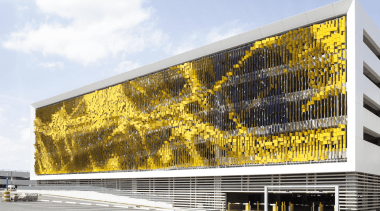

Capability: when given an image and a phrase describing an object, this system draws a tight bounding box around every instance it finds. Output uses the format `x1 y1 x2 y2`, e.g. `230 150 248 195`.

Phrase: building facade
0 170 35 188
30 0 380 210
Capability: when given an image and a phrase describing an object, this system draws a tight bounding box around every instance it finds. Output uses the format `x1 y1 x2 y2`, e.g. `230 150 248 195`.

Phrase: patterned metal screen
34 17 347 175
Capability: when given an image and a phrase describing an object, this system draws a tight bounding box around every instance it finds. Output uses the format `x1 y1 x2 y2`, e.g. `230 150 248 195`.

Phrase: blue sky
0 0 378 171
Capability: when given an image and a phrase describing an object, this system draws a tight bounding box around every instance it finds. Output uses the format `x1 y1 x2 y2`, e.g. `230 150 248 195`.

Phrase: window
363 30 380 59
363 64 380 89
363 96 380 118
363 130 380 146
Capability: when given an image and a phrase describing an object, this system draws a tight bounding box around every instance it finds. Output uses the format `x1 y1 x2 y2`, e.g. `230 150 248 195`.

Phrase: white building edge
30 0 380 210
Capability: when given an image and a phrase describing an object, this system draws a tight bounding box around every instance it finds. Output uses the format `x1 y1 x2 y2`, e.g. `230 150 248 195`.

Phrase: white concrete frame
264 186 339 211
30 0 359 181
352 0 380 176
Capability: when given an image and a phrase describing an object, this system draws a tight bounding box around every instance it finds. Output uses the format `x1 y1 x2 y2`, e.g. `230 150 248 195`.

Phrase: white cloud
20 128 30 143
168 34 199 55
0 156 19 162
0 155 30 171
171 42 197 55
0 94 32 103
38 61 64 69
0 127 30 171
3 0 166 65
20 117 28 122
206 21 245 43
166 22 247 56
0 136 27 153
0 107 6 124
115 60 141 73
17 6 29 11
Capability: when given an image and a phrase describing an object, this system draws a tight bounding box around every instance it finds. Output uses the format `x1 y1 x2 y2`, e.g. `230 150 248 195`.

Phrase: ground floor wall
35 172 380 210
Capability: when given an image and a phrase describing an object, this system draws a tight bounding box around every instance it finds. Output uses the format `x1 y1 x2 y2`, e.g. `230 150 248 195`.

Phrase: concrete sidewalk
8 190 181 211
1 190 215 211
1 196 152 211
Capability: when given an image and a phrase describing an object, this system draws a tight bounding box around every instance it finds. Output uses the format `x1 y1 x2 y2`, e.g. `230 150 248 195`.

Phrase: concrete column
264 186 268 211
335 186 339 211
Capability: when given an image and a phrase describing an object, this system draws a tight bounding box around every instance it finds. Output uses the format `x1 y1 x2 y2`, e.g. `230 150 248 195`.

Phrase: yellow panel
34 17 347 175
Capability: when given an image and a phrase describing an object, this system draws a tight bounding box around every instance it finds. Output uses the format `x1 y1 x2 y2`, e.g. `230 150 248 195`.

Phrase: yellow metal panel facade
34 17 347 175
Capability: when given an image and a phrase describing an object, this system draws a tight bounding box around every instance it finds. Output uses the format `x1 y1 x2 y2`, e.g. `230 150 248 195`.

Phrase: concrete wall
352 0 380 175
